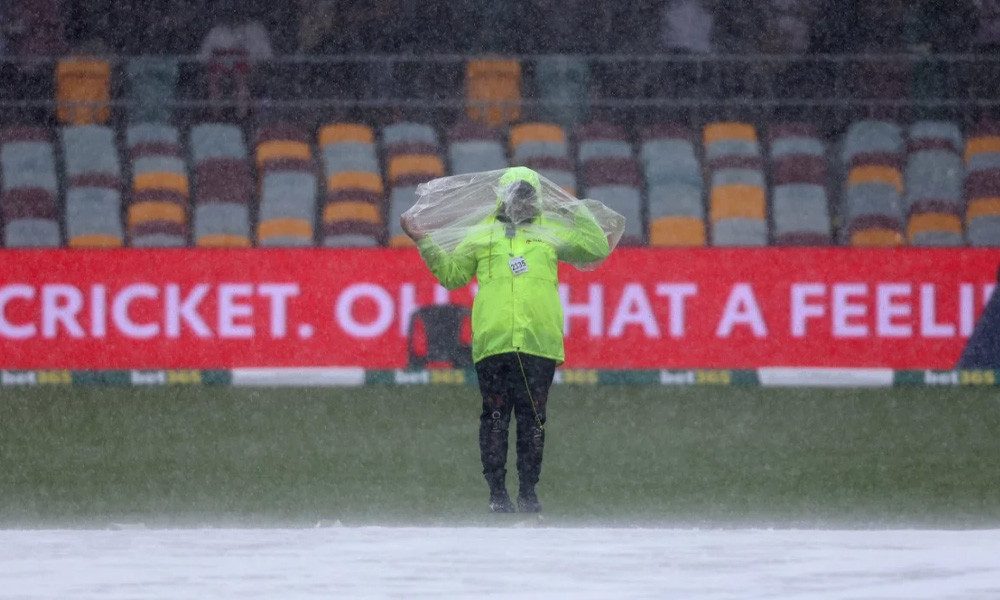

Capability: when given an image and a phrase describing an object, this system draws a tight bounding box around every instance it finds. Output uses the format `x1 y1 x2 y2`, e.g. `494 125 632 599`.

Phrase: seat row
3 118 1000 248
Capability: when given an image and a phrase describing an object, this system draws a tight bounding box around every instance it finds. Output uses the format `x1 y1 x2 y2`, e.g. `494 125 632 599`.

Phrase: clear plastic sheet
401 167 626 271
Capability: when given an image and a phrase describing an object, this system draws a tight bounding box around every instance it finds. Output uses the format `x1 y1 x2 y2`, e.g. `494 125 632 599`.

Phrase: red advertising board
0 248 997 369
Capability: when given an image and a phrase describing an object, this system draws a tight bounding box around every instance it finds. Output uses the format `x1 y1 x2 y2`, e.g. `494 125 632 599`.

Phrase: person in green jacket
401 166 610 513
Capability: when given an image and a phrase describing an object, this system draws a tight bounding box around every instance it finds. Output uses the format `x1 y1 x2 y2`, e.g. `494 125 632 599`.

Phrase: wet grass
1 385 998 528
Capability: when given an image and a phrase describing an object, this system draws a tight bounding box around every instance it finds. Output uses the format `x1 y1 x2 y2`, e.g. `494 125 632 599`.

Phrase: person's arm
416 234 477 290
555 204 611 264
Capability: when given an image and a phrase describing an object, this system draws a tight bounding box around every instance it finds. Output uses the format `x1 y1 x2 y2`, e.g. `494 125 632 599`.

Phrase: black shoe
517 489 541 513
489 490 515 513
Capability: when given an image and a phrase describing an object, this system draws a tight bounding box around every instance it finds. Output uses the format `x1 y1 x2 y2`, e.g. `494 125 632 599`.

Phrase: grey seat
260 172 318 223
65 187 123 240
190 123 247 163
536 168 576 194
642 140 702 189
322 143 380 174
904 150 963 213
844 183 904 224
323 232 379 247
388 186 419 240
382 122 438 148
648 182 703 220
1 141 57 193
711 218 768 246
909 120 962 151
966 153 1000 173
62 125 120 178
513 141 569 163
194 203 250 240
711 168 765 188
133 155 186 175
132 233 186 247
589 185 641 241
449 140 507 174
579 140 632 163
127 123 180 147
705 139 760 162
911 229 964 247
842 120 903 163
771 136 825 158
967 215 1000 246
772 184 830 238
4 218 61 247
535 56 589 128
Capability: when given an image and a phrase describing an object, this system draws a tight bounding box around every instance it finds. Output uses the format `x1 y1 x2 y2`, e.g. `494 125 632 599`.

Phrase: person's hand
400 213 425 241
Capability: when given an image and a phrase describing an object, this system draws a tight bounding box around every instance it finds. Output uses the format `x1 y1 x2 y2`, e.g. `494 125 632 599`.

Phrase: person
401 167 612 513
198 5 274 120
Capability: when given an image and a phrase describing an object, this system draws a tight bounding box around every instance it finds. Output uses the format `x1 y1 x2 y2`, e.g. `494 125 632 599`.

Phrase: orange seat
709 185 766 222
964 136 1000 164
327 171 384 195
649 216 706 246
258 217 313 241
389 234 416 248
466 59 522 127
56 59 111 125
196 233 251 247
319 123 375 146
256 140 311 166
323 201 382 225
68 233 122 248
128 201 186 227
850 228 903 246
847 165 903 193
908 213 962 241
509 123 565 150
388 154 445 184
704 122 757 145
134 172 189 196
966 197 1000 223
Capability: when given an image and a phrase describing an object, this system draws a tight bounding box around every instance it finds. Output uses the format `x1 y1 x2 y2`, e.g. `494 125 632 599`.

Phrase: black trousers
475 352 556 494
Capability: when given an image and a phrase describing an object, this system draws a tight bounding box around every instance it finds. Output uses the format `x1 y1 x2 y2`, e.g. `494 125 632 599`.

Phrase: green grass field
1 385 998 528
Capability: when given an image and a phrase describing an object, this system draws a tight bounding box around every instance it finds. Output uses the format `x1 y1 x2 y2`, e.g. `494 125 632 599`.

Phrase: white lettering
91 285 107 337
790 283 826 337
337 283 394 338
876 283 911 338
42 284 85 339
960 283 975 337
258 283 299 338
608 284 659 338
716 283 767 337
165 284 211 338
921 284 955 337
0 285 36 339
655 283 697 337
561 283 604 336
832 283 868 338
218 284 254 338
112 284 160 339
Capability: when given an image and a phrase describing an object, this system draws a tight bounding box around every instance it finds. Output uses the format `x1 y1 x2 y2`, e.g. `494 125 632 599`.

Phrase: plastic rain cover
401 167 625 271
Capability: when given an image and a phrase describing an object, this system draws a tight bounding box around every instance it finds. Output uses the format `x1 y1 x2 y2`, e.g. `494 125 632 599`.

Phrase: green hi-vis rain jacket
416 171 610 365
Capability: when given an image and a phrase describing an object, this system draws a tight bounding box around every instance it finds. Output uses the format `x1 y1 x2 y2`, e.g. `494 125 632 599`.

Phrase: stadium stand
964 122 1000 246
704 122 768 246
255 124 317 247
126 58 179 125
1 127 62 247
510 122 576 194
189 123 252 247
447 120 508 174
55 57 111 125
127 123 189 247
61 125 124 247
577 122 644 245
384 122 445 247
904 121 964 246
770 123 833 245
465 59 522 128
642 123 706 247
318 122 385 247
841 120 906 246
534 56 590 129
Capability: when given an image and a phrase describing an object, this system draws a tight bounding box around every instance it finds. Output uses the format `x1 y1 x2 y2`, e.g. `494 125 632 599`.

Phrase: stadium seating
704 122 768 246
534 56 590 129
510 122 575 194
61 125 124 247
465 59 522 128
577 122 644 245
126 58 179 124
384 122 445 247
964 123 1000 246
841 120 905 246
255 124 317 246
1 127 61 247
319 122 385 247
190 123 252 247
447 120 508 174
770 123 832 245
642 123 706 247
127 123 189 247
56 58 111 125
904 121 964 246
